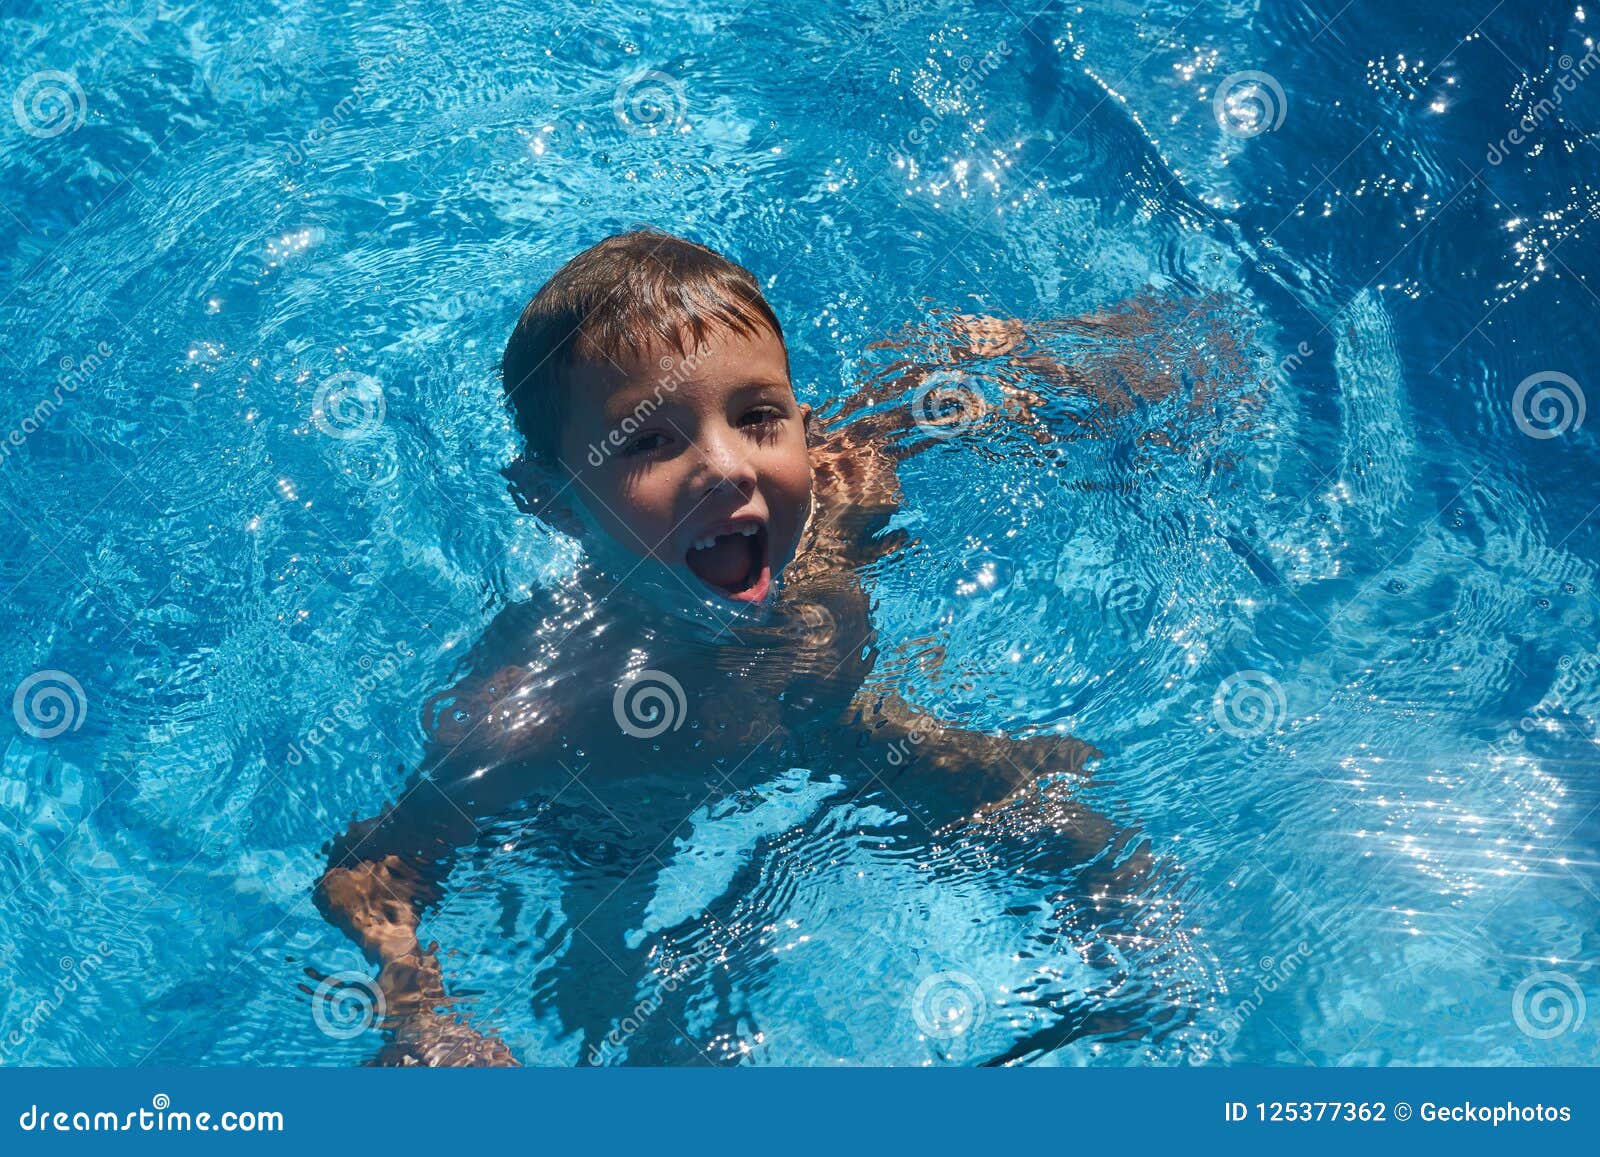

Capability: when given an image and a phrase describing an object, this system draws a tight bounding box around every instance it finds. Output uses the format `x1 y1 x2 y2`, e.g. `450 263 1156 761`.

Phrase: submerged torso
422 411 907 820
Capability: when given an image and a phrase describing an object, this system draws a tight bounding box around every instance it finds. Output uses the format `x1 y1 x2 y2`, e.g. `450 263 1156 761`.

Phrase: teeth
690 526 761 552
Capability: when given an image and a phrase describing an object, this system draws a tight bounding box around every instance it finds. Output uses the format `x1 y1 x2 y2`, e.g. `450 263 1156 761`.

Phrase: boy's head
502 230 812 605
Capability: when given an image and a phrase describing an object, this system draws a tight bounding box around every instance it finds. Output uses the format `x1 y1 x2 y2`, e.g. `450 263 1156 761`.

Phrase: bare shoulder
782 414 911 590
809 415 905 515
410 595 629 811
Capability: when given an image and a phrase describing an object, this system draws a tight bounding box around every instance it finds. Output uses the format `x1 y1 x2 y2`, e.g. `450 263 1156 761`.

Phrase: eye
621 431 669 457
739 406 785 430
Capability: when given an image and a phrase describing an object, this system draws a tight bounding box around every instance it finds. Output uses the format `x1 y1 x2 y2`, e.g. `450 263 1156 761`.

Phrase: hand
315 856 430 966
948 314 1027 359
915 728 1096 794
998 731 1098 783
375 947 448 1013
368 951 519 1067
944 737 1126 877
372 1008 521 1067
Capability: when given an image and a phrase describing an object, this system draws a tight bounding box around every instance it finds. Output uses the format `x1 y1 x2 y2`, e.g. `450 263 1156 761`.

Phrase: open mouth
685 521 772 604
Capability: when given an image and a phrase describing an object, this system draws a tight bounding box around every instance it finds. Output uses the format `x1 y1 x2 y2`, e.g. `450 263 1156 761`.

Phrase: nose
692 425 757 498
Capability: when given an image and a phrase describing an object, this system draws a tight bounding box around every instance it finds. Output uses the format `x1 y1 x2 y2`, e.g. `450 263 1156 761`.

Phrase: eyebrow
727 377 793 396
599 377 792 423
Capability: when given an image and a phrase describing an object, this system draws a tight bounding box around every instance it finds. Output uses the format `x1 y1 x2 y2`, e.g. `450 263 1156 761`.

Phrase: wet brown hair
500 229 788 463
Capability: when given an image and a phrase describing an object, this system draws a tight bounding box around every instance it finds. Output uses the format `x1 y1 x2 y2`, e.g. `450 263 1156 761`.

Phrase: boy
313 230 1156 1065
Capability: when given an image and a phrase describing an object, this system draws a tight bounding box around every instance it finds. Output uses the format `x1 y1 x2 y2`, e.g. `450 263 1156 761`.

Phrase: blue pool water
2 0 1598 1066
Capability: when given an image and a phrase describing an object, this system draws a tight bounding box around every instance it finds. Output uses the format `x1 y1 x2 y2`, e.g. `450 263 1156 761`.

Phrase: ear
502 457 583 534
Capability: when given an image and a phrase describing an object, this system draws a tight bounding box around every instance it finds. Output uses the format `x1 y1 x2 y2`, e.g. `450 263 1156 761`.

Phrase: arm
836 297 1262 447
313 662 561 1066
315 792 454 1010
796 313 1080 561
834 687 1188 1062
829 315 1057 449
314 777 521 1066
836 684 1164 894
834 685 1108 850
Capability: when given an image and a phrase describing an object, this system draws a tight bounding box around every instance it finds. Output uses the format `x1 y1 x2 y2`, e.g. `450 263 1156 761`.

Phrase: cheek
598 468 680 531
768 449 814 512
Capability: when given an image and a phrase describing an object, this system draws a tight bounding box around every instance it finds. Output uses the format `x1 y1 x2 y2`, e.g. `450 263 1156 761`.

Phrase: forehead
564 324 791 422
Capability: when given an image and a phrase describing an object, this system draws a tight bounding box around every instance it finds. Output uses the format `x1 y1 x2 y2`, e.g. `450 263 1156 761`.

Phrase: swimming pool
1 0 1596 1065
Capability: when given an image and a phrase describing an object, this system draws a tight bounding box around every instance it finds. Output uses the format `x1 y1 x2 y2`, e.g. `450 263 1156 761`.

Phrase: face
555 323 813 605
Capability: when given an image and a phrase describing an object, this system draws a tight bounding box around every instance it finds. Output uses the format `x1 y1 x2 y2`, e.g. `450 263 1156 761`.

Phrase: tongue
688 534 752 590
